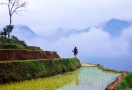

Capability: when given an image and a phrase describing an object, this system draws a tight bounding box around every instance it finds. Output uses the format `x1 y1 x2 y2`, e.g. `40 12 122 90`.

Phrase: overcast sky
0 0 132 36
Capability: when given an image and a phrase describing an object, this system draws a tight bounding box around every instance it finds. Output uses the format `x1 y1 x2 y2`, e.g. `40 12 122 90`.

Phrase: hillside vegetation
0 36 41 50
0 58 81 84
0 68 81 90
0 34 60 61
115 72 132 89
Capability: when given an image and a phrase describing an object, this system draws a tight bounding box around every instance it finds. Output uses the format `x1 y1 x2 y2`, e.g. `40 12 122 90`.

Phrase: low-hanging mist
11 19 132 72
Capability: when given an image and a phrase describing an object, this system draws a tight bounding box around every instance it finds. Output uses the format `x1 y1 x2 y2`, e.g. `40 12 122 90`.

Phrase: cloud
26 27 131 59
122 27 132 40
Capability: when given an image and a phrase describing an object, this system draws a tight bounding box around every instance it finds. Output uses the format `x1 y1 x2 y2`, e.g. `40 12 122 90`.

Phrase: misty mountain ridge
12 18 132 41
103 18 132 36
11 24 46 41
48 27 90 41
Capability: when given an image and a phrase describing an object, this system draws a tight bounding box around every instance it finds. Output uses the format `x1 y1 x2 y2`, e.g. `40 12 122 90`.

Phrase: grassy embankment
115 72 132 89
97 64 132 90
0 67 81 90
0 37 42 50
0 58 81 84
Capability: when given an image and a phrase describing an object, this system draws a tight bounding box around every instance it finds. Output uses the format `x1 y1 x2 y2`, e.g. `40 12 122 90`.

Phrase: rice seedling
0 67 121 90
58 67 121 90
0 68 81 90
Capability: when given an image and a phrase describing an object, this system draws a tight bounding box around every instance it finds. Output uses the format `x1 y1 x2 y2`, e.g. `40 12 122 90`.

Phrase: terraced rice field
58 67 121 90
0 67 120 90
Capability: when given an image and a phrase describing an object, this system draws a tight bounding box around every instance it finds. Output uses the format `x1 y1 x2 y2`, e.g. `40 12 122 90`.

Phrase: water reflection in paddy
58 67 120 90
0 67 121 90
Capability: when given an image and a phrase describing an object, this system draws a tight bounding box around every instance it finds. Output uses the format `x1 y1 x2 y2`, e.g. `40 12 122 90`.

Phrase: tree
0 30 4 39
3 25 14 38
0 0 28 38
0 30 7 43
0 25 14 44
0 31 4 43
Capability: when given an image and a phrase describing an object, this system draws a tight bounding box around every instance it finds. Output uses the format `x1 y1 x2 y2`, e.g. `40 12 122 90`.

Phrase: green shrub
125 73 132 88
11 35 18 41
17 45 25 49
1 44 25 49
17 40 27 46
115 80 128 89
3 44 17 49
115 72 132 89
25 46 42 51
0 35 27 47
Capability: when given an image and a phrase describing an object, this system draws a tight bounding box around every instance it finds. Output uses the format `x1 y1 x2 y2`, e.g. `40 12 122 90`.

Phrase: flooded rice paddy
0 67 121 90
58 67 120 90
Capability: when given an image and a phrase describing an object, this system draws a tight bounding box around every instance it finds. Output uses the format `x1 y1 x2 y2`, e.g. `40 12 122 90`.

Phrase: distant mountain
11 24 39 40
11 18 132 41
49 18 132 40
48 27 90 41
103 18 132 36
12 24 90 41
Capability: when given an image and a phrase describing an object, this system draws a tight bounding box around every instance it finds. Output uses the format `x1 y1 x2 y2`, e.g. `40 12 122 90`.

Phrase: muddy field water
58 67 121 90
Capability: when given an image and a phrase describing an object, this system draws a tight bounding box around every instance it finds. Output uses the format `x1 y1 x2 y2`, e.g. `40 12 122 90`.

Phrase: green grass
25 46 42 51
0 38 43 51
0 58 81 84
0 67 81 90
115 72 132 89
0 38 26 46
0 44 42 50
0 65 121 90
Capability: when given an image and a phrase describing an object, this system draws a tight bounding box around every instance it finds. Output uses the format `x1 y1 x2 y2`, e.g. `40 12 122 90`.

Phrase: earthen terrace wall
0 50 60 61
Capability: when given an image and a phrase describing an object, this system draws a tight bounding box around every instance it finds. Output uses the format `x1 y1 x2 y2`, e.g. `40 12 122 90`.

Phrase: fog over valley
7 18 132 72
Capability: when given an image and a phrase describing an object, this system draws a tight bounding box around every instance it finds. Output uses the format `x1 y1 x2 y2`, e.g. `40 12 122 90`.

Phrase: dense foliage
0 25 14 39
0 35 27 50
115 72 132 89
0 31 43 50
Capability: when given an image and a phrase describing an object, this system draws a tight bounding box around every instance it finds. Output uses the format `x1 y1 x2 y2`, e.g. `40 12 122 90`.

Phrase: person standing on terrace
72 47 78 58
